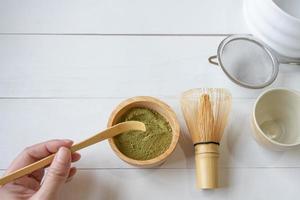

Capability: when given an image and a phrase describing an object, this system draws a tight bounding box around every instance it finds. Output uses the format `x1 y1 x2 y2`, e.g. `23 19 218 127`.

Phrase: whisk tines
198 94 215 143
181 88 231 144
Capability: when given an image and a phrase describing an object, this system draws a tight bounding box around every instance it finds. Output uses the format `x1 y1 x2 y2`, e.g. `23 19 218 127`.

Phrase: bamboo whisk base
195 143 219 189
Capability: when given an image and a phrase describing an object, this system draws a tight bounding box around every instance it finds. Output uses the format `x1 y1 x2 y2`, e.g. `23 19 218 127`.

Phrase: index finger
5 139 73 174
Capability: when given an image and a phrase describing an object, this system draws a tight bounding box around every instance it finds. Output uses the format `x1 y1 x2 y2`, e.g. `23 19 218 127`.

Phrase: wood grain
0 0 247 34
1 168 297 200
0 0 300 198
1 98 300 170
0 36 299 98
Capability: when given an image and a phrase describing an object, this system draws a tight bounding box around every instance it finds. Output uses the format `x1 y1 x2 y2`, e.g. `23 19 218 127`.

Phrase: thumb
38 147 71 199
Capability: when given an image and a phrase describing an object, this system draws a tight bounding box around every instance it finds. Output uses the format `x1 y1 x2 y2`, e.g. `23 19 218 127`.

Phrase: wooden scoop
0 121 146 186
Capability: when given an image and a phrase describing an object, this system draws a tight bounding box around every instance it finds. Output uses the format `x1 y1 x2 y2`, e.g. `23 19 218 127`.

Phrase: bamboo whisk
181 88 231 189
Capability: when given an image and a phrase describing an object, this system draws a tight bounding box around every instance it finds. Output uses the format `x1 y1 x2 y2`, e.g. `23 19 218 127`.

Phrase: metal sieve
209 35 300 89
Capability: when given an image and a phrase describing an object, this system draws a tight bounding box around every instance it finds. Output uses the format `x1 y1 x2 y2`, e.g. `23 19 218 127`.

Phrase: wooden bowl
107 96 180 167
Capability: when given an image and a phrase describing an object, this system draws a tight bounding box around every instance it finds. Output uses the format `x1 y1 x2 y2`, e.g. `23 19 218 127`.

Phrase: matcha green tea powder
114 108 173 160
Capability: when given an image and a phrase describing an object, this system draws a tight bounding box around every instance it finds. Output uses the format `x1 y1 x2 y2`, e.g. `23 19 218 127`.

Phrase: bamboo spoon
181 88 231 189
0 121 146 186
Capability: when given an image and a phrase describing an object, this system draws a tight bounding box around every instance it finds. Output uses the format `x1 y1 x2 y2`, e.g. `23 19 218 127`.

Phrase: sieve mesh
219 38 276 88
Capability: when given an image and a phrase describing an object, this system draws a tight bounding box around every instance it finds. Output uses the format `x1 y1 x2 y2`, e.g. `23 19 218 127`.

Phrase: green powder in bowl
114 107 173 160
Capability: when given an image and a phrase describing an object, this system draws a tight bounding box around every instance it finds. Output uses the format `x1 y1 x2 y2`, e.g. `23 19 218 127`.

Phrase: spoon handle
0 121 145 186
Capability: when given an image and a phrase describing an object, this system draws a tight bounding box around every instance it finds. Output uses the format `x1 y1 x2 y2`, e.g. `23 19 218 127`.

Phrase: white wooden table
1 0 300 199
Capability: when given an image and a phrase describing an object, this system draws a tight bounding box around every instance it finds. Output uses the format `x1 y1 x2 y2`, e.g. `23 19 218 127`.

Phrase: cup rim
253 87 300 147
107 96 180 166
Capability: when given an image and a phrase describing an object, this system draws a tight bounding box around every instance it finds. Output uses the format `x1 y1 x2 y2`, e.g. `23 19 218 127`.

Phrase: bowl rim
253 87 300 147
270 0 300 23
107 96 180 166
244 0 300 58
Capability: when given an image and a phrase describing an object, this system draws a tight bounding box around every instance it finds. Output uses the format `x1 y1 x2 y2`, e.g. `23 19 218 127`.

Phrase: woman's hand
0 140 81 200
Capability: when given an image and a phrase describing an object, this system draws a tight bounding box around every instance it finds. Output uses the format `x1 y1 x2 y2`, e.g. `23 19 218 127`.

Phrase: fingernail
56 147 71 163
63 139 73 145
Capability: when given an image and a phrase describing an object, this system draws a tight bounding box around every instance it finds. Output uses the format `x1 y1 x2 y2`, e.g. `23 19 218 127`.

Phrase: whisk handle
194 143 219 189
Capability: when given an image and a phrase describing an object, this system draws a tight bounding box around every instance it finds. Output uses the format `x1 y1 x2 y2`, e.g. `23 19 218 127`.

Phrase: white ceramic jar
244 0 300 58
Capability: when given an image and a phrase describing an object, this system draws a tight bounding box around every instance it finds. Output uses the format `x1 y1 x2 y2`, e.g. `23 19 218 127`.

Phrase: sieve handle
276 54 300 65
280 60 300 65
208 55 219 66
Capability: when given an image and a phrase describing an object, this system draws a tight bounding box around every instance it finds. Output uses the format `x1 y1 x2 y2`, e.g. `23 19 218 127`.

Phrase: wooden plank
1 98 300 170
1 168 299 199
0 35 299 98
0 0 248 34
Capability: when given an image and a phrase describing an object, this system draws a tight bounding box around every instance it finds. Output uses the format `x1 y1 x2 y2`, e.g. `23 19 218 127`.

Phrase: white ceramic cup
252 88 300 150
244 0 300 58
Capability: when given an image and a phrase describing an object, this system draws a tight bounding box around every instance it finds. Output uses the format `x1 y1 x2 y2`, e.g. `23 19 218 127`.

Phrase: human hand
0 140 81 200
